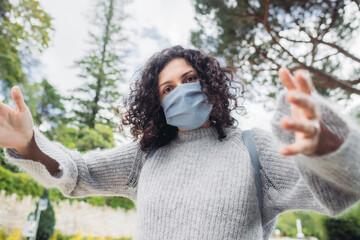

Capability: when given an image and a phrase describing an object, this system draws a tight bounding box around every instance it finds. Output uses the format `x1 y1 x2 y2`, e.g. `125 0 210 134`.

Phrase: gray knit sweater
4 91 360 240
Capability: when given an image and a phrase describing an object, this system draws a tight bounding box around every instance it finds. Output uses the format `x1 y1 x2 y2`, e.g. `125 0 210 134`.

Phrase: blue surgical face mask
161 82 213 130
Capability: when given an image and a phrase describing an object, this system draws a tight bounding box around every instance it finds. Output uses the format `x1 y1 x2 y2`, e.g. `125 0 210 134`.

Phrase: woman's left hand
277 68 323 156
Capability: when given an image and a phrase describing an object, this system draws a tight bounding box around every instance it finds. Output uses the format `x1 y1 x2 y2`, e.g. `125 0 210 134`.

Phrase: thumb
11 86 27 112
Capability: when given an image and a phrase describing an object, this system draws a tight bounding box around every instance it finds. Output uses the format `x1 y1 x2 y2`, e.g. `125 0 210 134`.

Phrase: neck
178 120 211 132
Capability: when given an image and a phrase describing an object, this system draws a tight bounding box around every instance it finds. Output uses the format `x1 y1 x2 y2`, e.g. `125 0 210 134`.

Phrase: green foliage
83 196 106 206
55 231 131 240
33 79 67 127
276 210 327 239
55 232 76 240
0 229 7 240
0 0 61 137
0 0 25 87
324 202 360 239
47 124 79 148
0 0 53 91
44 123 115 152
0 164 43 199
75 124 115 152
0 147 20 173
69 0 127 130
35 189 56 240
276 202 360 239
106 196 135 211
10 79 67 129
191 0 360 101
48 188 70 203
325 218 360 239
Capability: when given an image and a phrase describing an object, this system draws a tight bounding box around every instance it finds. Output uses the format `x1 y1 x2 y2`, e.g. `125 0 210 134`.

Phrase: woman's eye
163 87 172 94
186 76 197 82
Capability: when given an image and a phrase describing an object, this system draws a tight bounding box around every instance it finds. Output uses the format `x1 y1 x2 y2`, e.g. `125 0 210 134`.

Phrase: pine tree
69 0 128 130
35 189 56 240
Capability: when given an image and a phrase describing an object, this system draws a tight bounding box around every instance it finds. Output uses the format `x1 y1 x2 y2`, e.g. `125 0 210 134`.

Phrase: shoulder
221 125 269 149
249 127 275 143
224 125 273 143
227 126 282 155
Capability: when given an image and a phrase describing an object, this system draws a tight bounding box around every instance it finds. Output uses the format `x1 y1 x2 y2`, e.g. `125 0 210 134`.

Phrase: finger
281 117 319 137
278 67 296 90
294 69 313 95
11 86 27 112
0 101 12 116
286 91 318 119
279 140 314 156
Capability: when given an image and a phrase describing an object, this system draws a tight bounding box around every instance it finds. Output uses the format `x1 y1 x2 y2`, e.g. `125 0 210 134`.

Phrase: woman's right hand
0 86 34 151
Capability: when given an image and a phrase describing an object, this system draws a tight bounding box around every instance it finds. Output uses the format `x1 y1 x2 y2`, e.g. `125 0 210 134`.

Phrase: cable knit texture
4 90 360 240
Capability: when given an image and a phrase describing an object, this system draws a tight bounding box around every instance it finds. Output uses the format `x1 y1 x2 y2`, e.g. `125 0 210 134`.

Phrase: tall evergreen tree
191 0 360 102
34 189 56 240
69 0 128 129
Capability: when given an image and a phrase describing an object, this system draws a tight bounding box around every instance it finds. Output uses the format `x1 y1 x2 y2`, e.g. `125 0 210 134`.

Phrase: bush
0 164 43 199
324 202 360 240
53 231 131 240
324 218 360 240
0 147 20 173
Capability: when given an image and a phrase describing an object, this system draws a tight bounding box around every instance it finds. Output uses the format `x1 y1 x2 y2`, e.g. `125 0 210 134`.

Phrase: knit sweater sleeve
251 90 360 225
3 126 145 201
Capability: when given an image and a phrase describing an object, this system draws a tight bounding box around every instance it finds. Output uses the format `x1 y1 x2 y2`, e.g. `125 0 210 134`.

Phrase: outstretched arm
252 123 359 224
1 85 145 201
4 127 145 201
252 68 360 226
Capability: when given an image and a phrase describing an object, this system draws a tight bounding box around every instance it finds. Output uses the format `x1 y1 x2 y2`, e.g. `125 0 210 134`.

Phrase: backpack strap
242 130 264 222
146 146 159 160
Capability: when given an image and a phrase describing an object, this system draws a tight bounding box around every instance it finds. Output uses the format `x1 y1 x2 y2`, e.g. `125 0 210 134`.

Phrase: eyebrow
158 70 195 90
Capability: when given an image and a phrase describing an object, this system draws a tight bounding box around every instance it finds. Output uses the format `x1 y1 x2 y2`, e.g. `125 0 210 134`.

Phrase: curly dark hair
118 45 246 152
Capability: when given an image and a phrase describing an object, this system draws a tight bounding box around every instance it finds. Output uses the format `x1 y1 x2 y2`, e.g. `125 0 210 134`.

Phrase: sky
36 0 274 137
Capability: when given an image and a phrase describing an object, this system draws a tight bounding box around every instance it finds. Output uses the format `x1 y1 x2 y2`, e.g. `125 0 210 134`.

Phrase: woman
2 46 359 239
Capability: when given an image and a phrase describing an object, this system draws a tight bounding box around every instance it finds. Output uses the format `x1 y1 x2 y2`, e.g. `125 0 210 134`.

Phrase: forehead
158 58 194 85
